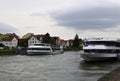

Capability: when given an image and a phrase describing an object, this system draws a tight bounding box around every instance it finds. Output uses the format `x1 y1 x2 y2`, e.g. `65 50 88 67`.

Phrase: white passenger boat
27 43 63 55
51 45 64 54
80 38 120 62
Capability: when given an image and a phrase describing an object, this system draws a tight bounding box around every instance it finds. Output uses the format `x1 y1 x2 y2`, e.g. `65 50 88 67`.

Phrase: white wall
12 37 18 47
28 36 39 46
1 37 18 49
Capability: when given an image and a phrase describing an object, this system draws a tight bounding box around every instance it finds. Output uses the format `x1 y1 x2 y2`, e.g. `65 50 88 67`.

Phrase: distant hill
0 33 19 41
0 34 9 41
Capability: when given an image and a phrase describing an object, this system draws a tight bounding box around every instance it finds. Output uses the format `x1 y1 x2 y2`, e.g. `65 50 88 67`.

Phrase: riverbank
64 47 82 51
97 67 120 81
0 49 17 55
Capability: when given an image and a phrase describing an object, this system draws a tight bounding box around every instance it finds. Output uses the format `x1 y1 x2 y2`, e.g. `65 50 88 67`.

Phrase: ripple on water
0 51 119 81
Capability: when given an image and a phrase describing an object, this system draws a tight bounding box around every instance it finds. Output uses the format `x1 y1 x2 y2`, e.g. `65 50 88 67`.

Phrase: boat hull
53 50 64 54
27 50 64 55
27 50 53 55
80 53 118 62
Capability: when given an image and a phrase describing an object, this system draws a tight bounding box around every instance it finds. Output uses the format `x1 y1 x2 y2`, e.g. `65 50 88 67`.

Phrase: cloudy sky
0 0 120 39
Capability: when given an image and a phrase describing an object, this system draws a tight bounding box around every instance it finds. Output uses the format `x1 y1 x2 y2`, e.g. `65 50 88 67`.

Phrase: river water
0 51 120 81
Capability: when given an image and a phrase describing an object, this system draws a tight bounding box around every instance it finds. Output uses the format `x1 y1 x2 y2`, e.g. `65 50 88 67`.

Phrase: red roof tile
9 33 19 39
34 35 45 40
2 37 14 41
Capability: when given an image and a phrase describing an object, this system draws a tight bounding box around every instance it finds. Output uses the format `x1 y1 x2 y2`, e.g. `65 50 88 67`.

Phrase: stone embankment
98 67 120 81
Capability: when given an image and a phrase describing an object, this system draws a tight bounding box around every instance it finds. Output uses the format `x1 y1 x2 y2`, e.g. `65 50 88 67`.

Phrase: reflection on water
80 60 120 70
0 51 119 81
79 59 120 81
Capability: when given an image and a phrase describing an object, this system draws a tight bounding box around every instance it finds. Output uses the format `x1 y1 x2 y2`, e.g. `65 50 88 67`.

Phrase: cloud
52 6 120 30
0 22 16 33
30 13 47 17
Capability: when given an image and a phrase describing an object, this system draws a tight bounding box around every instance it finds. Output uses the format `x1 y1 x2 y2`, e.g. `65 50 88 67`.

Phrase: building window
9 43 11 45
32 38 34 40
6 43 8 45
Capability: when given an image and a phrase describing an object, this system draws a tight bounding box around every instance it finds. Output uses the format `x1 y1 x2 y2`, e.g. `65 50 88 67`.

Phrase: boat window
28 48 51 50
84 49 120 53
52 48 60 50
85 41 120 47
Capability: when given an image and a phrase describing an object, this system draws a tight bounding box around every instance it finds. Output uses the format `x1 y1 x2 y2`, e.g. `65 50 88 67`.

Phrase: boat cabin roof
33 43 52 46
85 38 119 42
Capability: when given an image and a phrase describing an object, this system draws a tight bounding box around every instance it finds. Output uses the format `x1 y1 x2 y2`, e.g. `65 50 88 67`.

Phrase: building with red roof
28 34 45 46
0 33 19 49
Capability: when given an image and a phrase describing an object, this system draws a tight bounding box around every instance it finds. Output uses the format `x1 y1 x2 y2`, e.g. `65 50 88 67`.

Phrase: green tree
18 39 28 47
43 33 51 43
51 37 59 45
73 34 80 48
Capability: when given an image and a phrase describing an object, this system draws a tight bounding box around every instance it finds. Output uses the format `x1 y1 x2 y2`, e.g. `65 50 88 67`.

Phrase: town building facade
1 37 18 49
0 33 19 49
28 35 44 46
